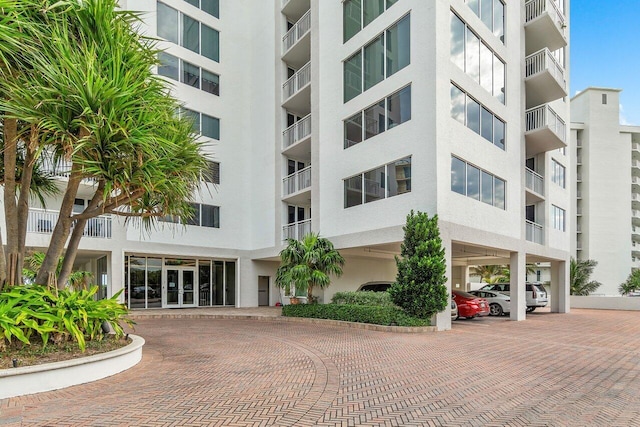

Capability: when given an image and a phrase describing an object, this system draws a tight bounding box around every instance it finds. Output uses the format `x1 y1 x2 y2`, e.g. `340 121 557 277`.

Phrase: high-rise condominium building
571 87 640 295
15 0 571 330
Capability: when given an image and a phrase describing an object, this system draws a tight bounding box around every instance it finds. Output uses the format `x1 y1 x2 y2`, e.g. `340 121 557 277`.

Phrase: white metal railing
525 0 566 30
633 209 640 218
27 208 112 238
576 224 581 233
577 206 582 215
576 139 582 147
632 176 640 185
282 218 311 240
283 62 311 100
526 220 544 244
283 10 311 53
283 165 311 196
525 48 566 90
576 190 582 198
633 194 640 203
633 142 640 151
576 172 582 181
525 167 544 196
282 114 311 149
40 158 98 183
576 242 582 251
576 154 582 164
525 104 566 142
633 160 640 169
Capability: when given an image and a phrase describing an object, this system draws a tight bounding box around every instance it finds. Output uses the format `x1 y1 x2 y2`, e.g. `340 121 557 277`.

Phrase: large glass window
201 0 219 18
183 14 200 53
450 12 505 103
182 60 200 88
344 0 398 42
344 157 412 208
158 52 179 80
201 24 220 62
159 54 219 96
552 205 566 231
344 15 410 102
202 69 219 95
451 156 505 209
552 159 566 188
225 262 236 306
205 161 220 185
344 85 412 148
202 114 220 140
158 3 179 44
466 0 505 43
451 83 505 150
201 204 220 228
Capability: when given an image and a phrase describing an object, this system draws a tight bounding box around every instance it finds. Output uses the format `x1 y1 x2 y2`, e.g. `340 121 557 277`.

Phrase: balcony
633 193 640 209
526 220 544 245
282 0 310 22
282 62 311 113
525 167 544 203
633 227 640 242
525 48 567 107
633 210 640 227
282 114 311 157
282 165 311 204
576 153 582 165
576 206 582 216
282 218 311 241
282 10 311 69
41 158 98 184
524 0 567 54
28 208 112 239
525 104 566 156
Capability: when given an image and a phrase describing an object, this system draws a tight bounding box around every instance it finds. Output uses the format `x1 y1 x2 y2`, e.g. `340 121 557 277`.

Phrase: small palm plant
619 269 640 296
570 257 602 296
275 233 345 302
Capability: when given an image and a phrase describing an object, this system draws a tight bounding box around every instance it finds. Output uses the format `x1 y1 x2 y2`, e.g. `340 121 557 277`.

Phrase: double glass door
165 267 197 308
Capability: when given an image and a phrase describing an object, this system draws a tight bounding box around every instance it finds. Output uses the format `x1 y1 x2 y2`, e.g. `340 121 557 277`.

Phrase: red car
452 290 490 319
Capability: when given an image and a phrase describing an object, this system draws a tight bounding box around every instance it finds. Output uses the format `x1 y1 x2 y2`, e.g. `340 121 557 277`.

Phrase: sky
570 1 640 125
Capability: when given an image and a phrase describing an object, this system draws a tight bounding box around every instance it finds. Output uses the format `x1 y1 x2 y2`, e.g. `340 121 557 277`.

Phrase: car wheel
453 315 459 321
528 307 536 312
489 303 503 316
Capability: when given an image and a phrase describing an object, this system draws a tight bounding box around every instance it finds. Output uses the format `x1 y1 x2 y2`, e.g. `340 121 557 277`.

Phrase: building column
551 259 570 313
433 235 452 331
509 251 526 321
111 250 125 303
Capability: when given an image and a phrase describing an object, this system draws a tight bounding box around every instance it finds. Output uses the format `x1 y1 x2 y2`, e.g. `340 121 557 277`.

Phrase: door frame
163 266 198 308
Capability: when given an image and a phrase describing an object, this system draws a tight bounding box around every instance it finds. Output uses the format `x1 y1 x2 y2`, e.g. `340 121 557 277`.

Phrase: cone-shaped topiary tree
389 211 448 319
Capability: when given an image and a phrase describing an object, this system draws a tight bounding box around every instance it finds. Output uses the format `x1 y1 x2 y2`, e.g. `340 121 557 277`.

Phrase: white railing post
525 168 544 196
282 62 311 101
526 220 544 244
282 10 311 53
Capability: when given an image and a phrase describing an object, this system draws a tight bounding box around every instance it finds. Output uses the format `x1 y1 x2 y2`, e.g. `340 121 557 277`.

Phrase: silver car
469 290 510 316
479 283 548 312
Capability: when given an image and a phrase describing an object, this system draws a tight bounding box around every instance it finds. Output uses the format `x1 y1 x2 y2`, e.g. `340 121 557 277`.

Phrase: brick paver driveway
2 309 640 426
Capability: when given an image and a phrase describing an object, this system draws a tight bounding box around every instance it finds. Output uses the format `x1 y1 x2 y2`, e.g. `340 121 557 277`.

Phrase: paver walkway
2 308 640 426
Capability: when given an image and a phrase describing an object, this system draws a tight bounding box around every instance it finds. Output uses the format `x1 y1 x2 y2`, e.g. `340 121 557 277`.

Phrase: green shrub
330 291 395 307
0 285 133 351
282 303 430 327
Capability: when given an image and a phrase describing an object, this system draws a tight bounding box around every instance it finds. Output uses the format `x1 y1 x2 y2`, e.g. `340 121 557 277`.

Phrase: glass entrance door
165 267 197 308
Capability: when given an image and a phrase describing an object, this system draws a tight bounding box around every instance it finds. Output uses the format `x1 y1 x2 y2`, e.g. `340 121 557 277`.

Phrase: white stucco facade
6 0 572 330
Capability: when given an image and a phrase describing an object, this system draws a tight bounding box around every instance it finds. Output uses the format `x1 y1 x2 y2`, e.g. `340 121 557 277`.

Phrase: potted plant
275 232 345 303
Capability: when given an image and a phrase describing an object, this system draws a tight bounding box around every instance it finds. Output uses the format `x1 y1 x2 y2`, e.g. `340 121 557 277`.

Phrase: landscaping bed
282 303 430 327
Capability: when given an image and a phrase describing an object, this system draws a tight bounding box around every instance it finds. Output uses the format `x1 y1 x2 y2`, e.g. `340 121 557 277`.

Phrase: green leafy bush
0 285 133 351
282 304 430 327
330 291 395 307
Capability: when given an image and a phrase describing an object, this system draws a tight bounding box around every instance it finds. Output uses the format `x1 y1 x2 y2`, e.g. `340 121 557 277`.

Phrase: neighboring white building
571 87 639 295
12 0 572 330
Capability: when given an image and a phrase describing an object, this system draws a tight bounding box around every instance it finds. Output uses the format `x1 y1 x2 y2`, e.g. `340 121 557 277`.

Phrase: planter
0 334 144 399
289 296 301 305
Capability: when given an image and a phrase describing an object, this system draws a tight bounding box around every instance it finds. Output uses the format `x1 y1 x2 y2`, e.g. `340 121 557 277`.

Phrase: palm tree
471 265 507 284
0 0 208 287
619 270 640 296
570 258 602 296
275 233 345 301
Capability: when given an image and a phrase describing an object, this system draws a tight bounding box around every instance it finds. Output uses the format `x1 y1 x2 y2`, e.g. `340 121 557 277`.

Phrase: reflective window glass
450 14 465 70
202 114 220 140
387 86 411 129
467 164 480 200
364 35 384 90
451 84 465 124
345 176 363 207
386 15 410 77
202 70 219 95
481 170 493 205
467 97 480 134
364 166 386 203
157 3 179 44
158 52 179 81
364 100 385 139
201 24 219 62
493 56 505 104
345 113 363 148
344 52 362 102
201 0 219 18
344 0 362 42
481 107 493 142
388 157 411 196
182 60 200 88
364 0 385 27
466 29 480 83
494 116 505 149
494 177 505 209
494 0 504 41
183 14 200 53
481 0 493 30
479 43 493 93
451 157 466 195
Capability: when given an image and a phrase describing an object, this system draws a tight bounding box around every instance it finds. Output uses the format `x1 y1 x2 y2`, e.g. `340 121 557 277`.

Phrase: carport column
509 251 526 321
433 234 452 331
550 259 570 313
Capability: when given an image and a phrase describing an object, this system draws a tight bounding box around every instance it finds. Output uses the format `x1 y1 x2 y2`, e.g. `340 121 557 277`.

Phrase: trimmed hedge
330 291 395 307
282 304 430 327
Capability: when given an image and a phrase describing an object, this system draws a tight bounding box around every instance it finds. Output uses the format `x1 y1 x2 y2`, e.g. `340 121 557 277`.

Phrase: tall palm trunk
3 117 22 286
15 126 37 281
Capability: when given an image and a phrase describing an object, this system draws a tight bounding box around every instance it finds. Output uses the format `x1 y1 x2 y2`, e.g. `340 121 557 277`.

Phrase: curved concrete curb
129 313 437 333
0 334 144 399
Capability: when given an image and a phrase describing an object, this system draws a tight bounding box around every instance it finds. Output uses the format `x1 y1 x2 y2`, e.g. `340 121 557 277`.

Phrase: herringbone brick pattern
2 309 640 426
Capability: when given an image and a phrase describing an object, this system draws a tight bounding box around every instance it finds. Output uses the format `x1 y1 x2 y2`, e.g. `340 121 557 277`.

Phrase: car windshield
454 291 477 299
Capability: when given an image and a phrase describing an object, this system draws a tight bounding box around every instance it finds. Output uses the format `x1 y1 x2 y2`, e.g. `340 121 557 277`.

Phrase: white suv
479 283 548 312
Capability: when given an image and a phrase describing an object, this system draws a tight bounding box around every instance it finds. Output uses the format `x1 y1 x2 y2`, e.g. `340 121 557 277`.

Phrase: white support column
112 250 125 303
551 259 570 313
433 235 452 331
509 251 527 321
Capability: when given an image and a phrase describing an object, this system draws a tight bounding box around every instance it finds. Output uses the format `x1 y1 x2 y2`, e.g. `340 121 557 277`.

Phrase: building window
344 156 411 208
450 84 505 150
344 14 410 102
161 203 220 228
451 156 506 209
344 85 411 148
551 159 566 188
466 0 505 42
552 205 565 231
343 0 398 42
183 108 220 140
185 0 219 18
158 54 220 96
602 93 607 105
157 2 220 62
205 161 220 184
450 12 505 104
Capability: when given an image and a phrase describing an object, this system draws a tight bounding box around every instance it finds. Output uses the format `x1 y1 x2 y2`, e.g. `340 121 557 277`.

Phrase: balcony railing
525 48 566 89
27 208 112 239
40 158 98 183
283 10 311 53
633 194 640 203
283 114 311 149
282 218 311 241
525 168 544 196
633 142 640 151
525 104 566 141
577 139 582 147
526 220 544 245
283 165 311 196
633 160 640 169
283 62 311 100
525 0 565 29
